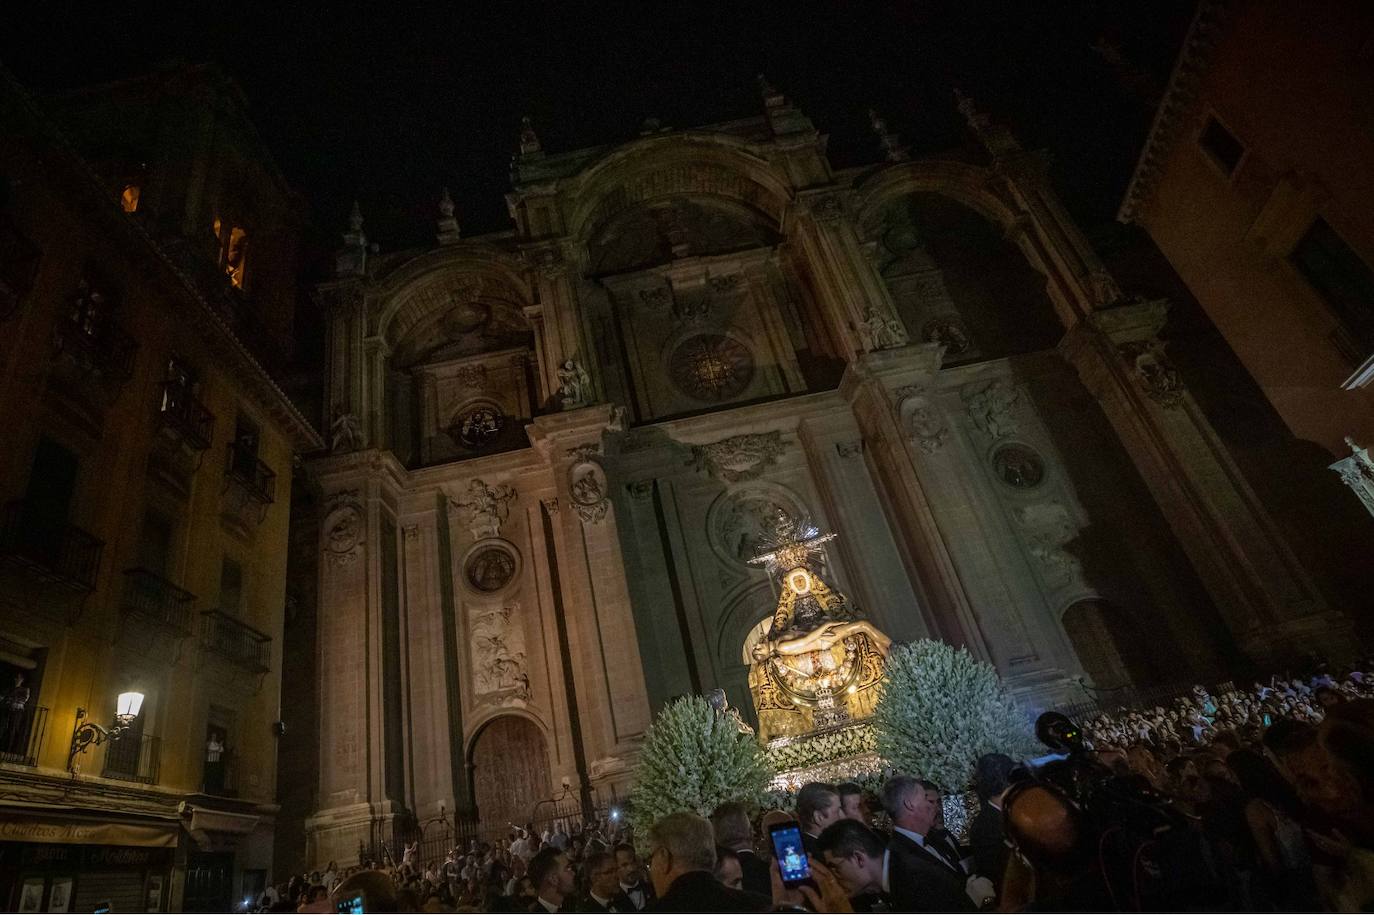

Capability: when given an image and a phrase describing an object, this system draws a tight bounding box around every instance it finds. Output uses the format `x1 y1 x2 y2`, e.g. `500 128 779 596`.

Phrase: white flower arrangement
872 639 1039 791
628 696 773 849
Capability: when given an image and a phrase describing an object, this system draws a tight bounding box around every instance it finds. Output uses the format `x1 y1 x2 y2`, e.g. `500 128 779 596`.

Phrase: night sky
2 1 1193 249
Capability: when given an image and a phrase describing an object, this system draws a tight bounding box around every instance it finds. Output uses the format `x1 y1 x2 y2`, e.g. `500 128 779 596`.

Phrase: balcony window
54 279 137 384
120 567 195 635
200 610 271 673
1291 217 1374 359
0 662 46 767
0 439 102 592
158 356 214 450
121 184 140 213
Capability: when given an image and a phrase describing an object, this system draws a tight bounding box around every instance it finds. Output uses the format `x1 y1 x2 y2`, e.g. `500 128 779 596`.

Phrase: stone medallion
991 443 1046 490
708 484 811 567
669 333 754 402
461 539 521 596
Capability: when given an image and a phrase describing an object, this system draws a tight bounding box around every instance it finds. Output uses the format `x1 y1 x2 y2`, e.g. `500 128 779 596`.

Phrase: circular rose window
466 546 516 593
669 334 754 402
450 404 505 448
992 443 1045 489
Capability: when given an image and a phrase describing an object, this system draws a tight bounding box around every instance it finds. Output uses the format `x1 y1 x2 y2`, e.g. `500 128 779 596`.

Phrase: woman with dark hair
1227 748 1316 910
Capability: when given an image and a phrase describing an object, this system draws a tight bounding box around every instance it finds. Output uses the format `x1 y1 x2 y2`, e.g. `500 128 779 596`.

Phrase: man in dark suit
613 844 654 911
579 850 635 913
709 801 771 897
795 782 842 858
528 847 577 913
969 753 1016 892
815 819 894 913
882 775 978 912
644 811 771 913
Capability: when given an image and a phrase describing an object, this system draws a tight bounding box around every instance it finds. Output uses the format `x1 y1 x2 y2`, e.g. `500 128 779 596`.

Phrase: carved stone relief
464 541 520 594
922 316 972 356
992 443 1046 489
893 386 949 455
569 460 609 525
470 603 531 700
1118 340 1184 409
835 440 864 459
963 380 1021 439
690 430 787 483
322 490 365 566
1013 502 1082 586
857 306 908 351
452 479 517 539
669 334 754 402
708 485 810 567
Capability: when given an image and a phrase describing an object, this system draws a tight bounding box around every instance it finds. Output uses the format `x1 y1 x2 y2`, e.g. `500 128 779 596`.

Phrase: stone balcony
221 443 276 536
199 609 272 683
47 304 138 434
148 382 215 498
118 568 195 657
0 500 103 624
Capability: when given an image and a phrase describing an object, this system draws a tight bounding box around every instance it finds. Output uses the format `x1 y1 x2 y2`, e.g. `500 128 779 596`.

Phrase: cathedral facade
300 84 1350 864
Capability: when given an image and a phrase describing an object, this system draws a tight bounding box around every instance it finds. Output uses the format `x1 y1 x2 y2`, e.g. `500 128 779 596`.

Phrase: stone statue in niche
557 359 592 408
453 479 516 539
330 409 365 453
858 306 907 351
471 604 530 699
963 381 1021 439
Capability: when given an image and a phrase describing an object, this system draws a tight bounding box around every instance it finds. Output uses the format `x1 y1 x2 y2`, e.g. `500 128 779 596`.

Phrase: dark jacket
968 804 1008 889
850 889 894 913
888 832 975 913
644 871 771 913
734 849 771 898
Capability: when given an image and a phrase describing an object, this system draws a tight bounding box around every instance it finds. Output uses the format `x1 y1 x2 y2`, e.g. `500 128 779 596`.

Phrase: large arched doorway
469 716 551 829
1062 599 1149 689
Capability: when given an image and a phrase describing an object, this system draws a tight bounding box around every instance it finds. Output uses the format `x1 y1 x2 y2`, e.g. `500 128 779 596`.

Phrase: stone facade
301 82 1352 863
0 66 320 912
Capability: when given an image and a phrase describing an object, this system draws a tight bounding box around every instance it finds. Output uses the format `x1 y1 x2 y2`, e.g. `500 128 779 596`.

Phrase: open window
212 217 248 289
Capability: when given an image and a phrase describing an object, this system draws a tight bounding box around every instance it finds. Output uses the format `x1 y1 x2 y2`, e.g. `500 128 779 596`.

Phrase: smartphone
335 893 365 914
94 906 111 915
769 820 812 888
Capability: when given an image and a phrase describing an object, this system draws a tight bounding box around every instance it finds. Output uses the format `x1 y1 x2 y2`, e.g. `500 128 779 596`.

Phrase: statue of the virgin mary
745 512 891 742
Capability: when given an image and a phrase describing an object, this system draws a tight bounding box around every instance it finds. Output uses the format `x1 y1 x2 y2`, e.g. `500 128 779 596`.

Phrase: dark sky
2 1 1193 249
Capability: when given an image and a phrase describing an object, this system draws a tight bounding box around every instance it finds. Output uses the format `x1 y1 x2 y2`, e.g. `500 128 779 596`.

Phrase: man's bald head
1005 784 1082 867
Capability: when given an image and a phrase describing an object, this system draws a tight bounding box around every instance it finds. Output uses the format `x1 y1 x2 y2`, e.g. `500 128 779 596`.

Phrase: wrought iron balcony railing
0 704 47 767
200 610 272 674
53 307 138 384
224 443 276 505
102 732 160 784
0 500 103 592
120 567 195 634
158 383 215 451
201 746 239 798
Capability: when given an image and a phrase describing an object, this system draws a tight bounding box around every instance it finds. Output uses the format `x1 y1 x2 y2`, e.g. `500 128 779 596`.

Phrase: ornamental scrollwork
689 430 788 483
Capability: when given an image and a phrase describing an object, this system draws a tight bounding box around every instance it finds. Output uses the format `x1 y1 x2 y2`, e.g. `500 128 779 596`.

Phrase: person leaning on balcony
2 672 30 754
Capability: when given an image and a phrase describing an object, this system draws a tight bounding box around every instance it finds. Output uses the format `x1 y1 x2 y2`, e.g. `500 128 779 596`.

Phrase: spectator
795 782 842 856
815 818 893 913
580 850 633 913
642 811 770 913
528 846 576 914
881 775 975 912
836 782 870 826
709 801 770 896
613 843 652 911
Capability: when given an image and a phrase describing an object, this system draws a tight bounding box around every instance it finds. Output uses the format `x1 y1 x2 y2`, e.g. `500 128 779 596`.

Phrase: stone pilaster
1061 300 1350 664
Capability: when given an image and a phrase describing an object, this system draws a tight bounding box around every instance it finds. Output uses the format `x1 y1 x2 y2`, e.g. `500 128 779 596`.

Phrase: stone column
362 335 390 450
1061 300 1349 663
306 456 403 865
840 346 995 663
529 408 653 797
398 506 456 822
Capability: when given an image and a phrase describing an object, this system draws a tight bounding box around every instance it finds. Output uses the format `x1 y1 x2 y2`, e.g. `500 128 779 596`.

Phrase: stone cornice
1117 0 1230 224
2 66 324 452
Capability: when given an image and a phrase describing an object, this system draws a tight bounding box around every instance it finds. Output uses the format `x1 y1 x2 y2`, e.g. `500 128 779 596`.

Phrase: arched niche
860 191 1063 361
1061 598 1151 690
467 714 552 830
375 259 538 467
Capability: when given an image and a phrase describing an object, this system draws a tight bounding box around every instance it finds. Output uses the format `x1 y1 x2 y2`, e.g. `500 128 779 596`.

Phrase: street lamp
67 691 145 773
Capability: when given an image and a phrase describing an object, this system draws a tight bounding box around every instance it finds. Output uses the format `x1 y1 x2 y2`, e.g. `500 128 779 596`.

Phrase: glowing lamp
116 691 145 722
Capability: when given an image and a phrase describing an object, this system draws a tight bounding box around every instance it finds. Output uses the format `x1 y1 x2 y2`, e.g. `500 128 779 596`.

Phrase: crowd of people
253 663 1374 913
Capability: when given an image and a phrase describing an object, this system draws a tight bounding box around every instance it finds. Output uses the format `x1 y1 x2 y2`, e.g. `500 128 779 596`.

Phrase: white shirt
536 896 561 913
881 848 891 894
620 880 647 910
893 826 960 872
